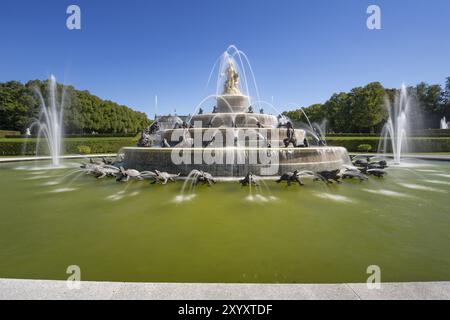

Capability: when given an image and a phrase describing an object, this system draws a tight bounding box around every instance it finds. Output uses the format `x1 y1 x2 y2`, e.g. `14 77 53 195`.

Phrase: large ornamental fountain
123 47 350 177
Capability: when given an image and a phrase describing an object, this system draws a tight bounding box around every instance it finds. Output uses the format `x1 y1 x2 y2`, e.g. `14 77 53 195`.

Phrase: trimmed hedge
327 133 379 137
327 129 450 137
5 133 140 139
410 129 450 137
0 130 20 138
327 137 450 153
0 138 137 156
77 145 92 154
357 144 372 152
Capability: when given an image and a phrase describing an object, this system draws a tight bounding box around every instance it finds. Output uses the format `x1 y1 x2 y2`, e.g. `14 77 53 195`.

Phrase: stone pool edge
1 279 449 300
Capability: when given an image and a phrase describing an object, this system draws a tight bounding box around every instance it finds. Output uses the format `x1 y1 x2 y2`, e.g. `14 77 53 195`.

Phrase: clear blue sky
1 0 449 117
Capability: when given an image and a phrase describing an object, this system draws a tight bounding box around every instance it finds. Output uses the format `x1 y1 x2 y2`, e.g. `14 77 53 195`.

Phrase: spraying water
31 75 65 167
378 84 411 164
441 117 449 129
175 170 204 203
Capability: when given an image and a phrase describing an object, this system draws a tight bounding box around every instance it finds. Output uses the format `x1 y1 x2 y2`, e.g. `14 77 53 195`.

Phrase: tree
0 79 150 134
440 77 450 118
322 92 352 133
282 77 449 133
349 82 386 133
301 104 325 124
413 82 442 128
0 81 37 131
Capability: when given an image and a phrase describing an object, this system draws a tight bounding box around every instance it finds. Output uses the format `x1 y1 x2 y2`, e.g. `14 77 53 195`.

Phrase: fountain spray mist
32 75 65 167
441 116 449 129
378 84 411 164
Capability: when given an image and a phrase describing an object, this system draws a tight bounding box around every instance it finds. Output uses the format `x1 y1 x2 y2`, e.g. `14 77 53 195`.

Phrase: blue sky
1 0 449 117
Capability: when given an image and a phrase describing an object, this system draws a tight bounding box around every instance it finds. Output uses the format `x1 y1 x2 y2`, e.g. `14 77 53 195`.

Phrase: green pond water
0 159 449 284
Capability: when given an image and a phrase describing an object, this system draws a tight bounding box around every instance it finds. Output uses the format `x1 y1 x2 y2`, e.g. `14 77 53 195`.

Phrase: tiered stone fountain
123 51 350 177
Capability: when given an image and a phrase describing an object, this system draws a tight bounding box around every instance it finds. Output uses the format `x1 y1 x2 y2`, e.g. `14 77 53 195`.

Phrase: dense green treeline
284 78 450 134
2 77 450 136
0 80 150 134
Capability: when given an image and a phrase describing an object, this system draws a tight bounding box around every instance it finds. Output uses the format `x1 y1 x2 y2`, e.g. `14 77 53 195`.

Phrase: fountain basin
216 94 249 113
123 146 350 176
1 158 450 284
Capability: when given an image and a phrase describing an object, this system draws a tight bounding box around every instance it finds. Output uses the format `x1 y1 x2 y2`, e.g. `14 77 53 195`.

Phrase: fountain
441 117 449 129
378 84 411 164
123 47 350 177
30 75 65 167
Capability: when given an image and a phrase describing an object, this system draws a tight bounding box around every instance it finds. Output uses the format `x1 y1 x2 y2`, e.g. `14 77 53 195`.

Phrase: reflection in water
49 188 77 193
397 183 446 193
363 188 413 198
24 175 53 180
423 179 450 186
314 193 354 203
173 194 196 203
41 181 60 186
245 194 277 203
434 173 450 178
